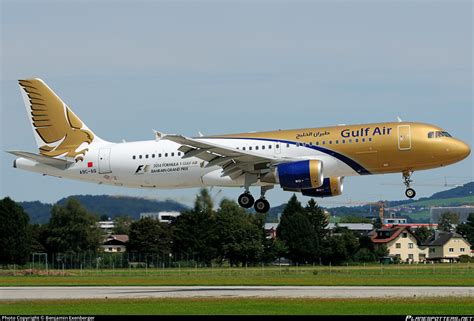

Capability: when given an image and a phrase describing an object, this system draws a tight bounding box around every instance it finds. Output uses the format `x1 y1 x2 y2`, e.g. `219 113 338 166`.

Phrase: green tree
372 217 383 229
353 248 377 262
414 226 433 243
322 227 359 264
0 197 31 265
277 195 318 264
438 212 460 232
456 213 474 248
113 215 133 235
305 198 328 263
171 189 218 264
262 238 288 263
29 224 49 253
127 217 172 261
215 199 264 266
374 244 389 259
46 199 102 254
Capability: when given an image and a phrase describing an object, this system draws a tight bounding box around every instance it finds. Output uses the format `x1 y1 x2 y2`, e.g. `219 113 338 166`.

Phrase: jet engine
262 160 323 190
301 177 344 197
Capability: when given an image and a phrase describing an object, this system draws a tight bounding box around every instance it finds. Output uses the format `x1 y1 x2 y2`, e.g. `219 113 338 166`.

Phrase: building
422 231 471 262
98 220 115 234
383 223 438 230
264 223 279 239
383 217 407 225
101 234 129 253
140 211 181 223
370 226 428 263
327 223 373 235
430 206 474 224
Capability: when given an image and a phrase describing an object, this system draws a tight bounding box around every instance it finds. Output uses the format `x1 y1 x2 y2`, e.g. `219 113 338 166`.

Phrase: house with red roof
370 226 428 263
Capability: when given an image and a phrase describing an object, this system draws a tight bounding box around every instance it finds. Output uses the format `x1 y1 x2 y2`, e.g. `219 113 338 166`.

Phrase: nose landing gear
403 171 416 199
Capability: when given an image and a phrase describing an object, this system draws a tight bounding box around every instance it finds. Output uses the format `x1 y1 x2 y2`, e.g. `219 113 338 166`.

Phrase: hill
267 182 474 223
21 195 188 224
18 182 473 224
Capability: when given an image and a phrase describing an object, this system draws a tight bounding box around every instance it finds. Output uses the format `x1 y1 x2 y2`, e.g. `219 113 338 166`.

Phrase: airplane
8 78 471 213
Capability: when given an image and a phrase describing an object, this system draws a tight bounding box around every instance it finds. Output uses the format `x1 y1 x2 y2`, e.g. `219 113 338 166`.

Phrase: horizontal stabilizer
7 150 73 169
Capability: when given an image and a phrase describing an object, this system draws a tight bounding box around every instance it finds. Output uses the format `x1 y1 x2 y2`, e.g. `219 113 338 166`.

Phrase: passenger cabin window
132 156 136 160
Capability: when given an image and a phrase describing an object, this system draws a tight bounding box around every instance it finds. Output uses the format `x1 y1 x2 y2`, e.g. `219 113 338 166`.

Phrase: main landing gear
403 171 416 199
238 186 272 213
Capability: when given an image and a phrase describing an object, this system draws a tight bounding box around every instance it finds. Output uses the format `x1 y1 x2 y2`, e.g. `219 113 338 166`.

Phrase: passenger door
397 125 412 150
98 148 112 174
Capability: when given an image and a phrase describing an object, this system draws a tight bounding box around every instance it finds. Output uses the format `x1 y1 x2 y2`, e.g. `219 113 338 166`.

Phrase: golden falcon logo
19 79 94 162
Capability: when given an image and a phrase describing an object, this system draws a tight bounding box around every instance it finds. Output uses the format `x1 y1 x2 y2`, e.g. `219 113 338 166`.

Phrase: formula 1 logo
135 165 150 174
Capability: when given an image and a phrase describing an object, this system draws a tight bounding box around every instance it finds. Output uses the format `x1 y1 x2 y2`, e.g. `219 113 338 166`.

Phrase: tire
405 188 416 199
254 198 270 213
238 193 254 208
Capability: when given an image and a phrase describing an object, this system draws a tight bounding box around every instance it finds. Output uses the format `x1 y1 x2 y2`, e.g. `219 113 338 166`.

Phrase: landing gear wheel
254 198 270 213
405 188 416 199
238 193 255 208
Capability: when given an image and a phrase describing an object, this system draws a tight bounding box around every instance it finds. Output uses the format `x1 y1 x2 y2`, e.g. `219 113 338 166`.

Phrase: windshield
428 131 452 139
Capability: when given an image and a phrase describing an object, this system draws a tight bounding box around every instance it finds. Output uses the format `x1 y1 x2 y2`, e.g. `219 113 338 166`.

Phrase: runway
1 286 473 300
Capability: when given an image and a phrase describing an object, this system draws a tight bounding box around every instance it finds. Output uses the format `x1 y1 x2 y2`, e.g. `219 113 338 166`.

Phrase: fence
1 252 472 277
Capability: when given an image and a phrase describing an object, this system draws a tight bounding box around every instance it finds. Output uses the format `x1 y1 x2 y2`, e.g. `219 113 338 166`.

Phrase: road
1 286 473 300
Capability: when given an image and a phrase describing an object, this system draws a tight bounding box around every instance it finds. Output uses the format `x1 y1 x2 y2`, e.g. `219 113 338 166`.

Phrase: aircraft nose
455 140 471 160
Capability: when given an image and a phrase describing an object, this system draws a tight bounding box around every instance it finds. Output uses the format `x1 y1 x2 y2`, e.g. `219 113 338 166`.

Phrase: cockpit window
428 131 452 139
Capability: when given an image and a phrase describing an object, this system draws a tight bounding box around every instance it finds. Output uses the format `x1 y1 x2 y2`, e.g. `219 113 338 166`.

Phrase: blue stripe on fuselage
209 137 372 175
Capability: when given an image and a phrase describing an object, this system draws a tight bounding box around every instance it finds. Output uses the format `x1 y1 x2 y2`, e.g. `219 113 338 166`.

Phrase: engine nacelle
273 160 324 190
301 177 344 197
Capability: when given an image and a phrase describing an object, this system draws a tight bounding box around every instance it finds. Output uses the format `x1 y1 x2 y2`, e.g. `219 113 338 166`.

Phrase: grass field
1 297 472 315
1 264 473 286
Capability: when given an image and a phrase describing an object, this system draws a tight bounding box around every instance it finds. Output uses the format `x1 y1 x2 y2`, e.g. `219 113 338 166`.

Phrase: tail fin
18 78 105 162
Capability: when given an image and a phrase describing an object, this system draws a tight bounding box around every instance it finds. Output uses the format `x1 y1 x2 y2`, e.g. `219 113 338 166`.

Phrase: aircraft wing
162 134 291 179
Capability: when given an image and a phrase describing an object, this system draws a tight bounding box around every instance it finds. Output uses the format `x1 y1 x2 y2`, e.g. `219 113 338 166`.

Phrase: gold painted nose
456 141 471 160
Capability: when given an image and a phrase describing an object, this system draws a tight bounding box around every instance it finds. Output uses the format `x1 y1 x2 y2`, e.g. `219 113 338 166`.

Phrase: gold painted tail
18 78 102 162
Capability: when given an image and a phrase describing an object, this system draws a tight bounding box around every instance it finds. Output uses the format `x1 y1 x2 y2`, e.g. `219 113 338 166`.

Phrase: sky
1 1 473 208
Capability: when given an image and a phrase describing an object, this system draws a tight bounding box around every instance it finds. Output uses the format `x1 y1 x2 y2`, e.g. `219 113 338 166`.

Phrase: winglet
153 129 166 141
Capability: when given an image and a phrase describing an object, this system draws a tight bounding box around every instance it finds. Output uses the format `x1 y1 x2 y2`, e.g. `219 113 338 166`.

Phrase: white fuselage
15 138 356 189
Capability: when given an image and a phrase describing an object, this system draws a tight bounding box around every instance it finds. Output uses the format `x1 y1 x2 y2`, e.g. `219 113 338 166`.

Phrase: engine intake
274 160 323 190
301 177 344 197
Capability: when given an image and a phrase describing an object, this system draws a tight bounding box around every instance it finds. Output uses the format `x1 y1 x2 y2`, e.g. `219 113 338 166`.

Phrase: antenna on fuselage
396 116 403 122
